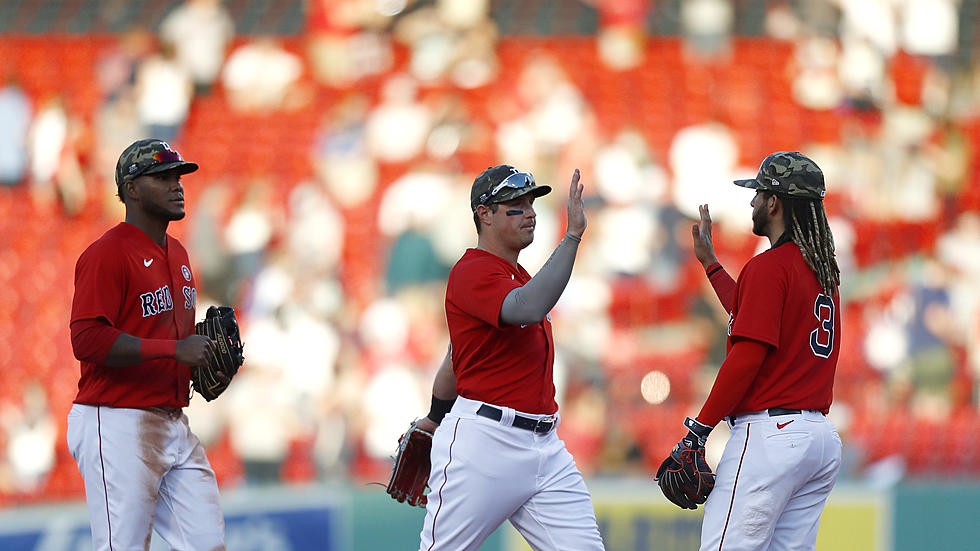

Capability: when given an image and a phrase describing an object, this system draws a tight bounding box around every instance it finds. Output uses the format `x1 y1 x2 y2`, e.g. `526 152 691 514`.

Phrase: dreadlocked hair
772 192 841 296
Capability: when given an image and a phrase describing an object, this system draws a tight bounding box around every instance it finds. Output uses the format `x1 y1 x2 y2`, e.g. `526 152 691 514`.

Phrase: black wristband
684 416 713 445
427 395 456 424
706 264 723 278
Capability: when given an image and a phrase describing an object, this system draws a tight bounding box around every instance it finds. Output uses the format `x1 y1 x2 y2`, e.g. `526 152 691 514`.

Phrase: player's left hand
566 169 586 239
655 417 715 510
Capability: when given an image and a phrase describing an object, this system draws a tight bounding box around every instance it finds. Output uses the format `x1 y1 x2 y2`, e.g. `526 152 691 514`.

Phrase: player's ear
122 179 141 203
768 194 780 216
476 204 492 227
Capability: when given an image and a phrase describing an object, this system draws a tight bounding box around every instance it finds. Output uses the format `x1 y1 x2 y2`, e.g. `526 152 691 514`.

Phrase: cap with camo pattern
115 139 199 187
733 151 826 200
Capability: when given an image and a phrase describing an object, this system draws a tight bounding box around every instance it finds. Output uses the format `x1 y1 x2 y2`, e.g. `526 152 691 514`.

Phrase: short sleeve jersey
446 248 557 415
728 242 840 414
71 222 198 408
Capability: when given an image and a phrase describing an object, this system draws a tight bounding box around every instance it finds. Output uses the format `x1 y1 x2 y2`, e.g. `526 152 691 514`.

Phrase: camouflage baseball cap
114 139 199 187
734 151 826 200
470 165 551 211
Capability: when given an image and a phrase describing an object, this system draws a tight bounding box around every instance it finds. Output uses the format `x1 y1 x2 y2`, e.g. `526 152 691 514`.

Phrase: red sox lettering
182 285 197 310
137 285 196 318
140 286 174 317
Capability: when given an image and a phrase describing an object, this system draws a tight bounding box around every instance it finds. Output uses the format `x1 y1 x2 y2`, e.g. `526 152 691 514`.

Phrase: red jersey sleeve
696 338 770 426
71 242 125 327
70 319 123 364
705 262 736 312
729 254 787 348
451 256 523 329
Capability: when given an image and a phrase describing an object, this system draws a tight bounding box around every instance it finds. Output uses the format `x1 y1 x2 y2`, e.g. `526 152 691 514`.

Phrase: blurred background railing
1 0 979 548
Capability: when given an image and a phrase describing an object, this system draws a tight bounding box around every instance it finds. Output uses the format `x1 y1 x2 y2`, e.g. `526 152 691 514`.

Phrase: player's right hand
176 334 217 366
691 203 718 269
566 168 586 239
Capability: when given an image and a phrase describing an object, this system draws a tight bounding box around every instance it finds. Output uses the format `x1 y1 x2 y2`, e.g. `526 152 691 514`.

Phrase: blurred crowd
1 0 980 503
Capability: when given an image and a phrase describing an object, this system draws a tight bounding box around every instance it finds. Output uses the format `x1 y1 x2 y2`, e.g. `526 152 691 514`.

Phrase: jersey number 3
809 294 835 358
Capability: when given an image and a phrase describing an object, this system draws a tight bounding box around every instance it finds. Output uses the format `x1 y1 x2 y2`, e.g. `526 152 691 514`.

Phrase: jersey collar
770 232 793 250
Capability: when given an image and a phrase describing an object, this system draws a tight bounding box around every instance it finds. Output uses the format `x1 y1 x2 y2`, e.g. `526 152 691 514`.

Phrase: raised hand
691 203 718 268
566 169 586 239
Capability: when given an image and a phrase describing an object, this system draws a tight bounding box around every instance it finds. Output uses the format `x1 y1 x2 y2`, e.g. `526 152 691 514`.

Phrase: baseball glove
655 417 715 510
192 305 244 401
386 419 433 508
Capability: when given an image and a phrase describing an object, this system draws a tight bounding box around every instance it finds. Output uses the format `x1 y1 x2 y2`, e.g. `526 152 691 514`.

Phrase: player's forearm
696 338 769 427
499 233 581 325
431 350 457 400
705 262 736 313
105 334 180 366
425 349 457 426
71 320 178 366
103 334 147 366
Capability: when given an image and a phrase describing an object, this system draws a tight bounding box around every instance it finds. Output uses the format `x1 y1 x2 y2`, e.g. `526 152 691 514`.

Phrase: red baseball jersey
728 242 840 414
446 248 558 415
71 222 198 408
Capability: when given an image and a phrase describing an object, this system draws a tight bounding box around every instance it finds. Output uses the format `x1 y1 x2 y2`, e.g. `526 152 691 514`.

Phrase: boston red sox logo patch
181 265 191 281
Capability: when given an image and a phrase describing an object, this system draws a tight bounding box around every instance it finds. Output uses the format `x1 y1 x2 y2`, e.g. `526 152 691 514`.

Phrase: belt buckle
534 415 556 433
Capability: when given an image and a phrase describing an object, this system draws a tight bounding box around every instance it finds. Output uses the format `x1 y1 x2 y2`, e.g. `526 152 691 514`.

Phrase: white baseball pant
700 409 842 551
67 404 225 551
419 396 605 551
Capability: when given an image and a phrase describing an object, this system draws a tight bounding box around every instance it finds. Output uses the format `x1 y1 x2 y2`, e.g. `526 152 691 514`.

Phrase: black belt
477 404 556 434
728 407 820 424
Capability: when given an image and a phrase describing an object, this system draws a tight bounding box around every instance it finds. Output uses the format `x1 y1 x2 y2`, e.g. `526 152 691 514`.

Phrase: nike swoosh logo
144 259 154 267
776 420 794 429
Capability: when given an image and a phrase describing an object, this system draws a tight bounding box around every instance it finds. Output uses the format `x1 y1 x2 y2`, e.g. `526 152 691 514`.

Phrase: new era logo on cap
733 151 826 200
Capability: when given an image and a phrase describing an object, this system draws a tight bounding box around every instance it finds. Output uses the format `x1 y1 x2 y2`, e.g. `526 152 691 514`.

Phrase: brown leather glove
386 419 434 507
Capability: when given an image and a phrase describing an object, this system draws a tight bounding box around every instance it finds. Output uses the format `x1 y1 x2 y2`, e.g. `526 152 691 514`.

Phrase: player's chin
167 208 187 221
519 232 535 248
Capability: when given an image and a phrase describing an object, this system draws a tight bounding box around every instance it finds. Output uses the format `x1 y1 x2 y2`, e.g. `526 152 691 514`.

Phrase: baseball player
414 165 605 550
681 151 843 550
67 139 226 550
